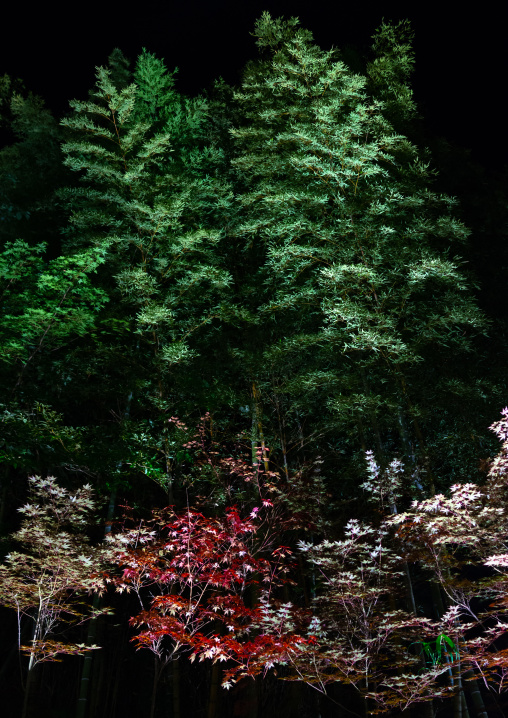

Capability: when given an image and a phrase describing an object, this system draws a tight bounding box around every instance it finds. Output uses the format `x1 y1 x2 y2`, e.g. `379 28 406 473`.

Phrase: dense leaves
1 9 507 718
0 476 108 667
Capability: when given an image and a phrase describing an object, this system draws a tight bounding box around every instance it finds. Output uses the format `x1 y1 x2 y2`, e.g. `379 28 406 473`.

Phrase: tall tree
218 12 488 497
56 53 237 502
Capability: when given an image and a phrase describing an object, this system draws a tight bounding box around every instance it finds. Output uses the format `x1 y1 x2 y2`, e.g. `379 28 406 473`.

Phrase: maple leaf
0 476 110 671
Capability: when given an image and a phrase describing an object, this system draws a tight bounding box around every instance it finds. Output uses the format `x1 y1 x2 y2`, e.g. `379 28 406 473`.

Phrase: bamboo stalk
207 661 220 718
173 658 181 718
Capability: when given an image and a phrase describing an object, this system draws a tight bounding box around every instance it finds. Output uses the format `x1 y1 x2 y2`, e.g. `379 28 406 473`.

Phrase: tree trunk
360 368 385 466
89 618 106 718
461 669 488 718
356 413 367 452
21 663 40 718
207 661 220 718
251 388 258 470
76 593 100 718
20 601 46 718
233 677 258 718
397 374 437 495
390 503 433 718
461 687 470 718
272 380 289 480
106 624 124 718
429 582 488 718
397 403 415 467
452 658 463 718
173 658 181 718
76 488 116 718
0 465 8 534
363 676 376 718
150 655 161 718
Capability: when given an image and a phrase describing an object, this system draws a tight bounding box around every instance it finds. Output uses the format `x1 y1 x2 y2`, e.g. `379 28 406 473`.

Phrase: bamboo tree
223 11 487 496
56 52 237 503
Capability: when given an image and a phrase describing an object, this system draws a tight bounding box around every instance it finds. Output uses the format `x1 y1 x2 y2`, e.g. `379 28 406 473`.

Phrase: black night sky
1 1 506 172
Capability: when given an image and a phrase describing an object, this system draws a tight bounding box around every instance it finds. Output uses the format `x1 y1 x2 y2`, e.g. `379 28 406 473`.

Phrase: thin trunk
429 581 445 619
252 382 270 473
296 415 304 450
0 465 8 533
173 658 181 718
390 502 433 718
357 413 367 453
397 404 414 465
150 655 160 718
395 383 441 718
76 489 116 718
396 401 424 495
452 657 463 718
75 593 100 718
286 681 302 717
360 368 385 465
460 683 470 718
21 664 36 718
244 677 258 718
461 669 488 718
450 654 470 718
273 381 289 480
165 438 175 505
397 374 437 495
107 625 124 718
251 391 258 469
402 561 417 615
89 613 107 718
363 676 376 718
76 391 131 717
257 413 270 473
21 602 44 718
430 582 488 718
207 661 220 718
298 555 311 608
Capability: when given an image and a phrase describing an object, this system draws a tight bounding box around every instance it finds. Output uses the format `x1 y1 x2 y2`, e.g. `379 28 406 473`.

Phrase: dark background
1 1 506 171
1 5 508 716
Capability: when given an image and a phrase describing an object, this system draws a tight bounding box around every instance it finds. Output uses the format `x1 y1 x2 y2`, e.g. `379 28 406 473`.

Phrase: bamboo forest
2 10 508 718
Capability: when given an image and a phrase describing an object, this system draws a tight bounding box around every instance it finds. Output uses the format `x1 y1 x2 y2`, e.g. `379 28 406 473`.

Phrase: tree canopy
1 12 507 718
